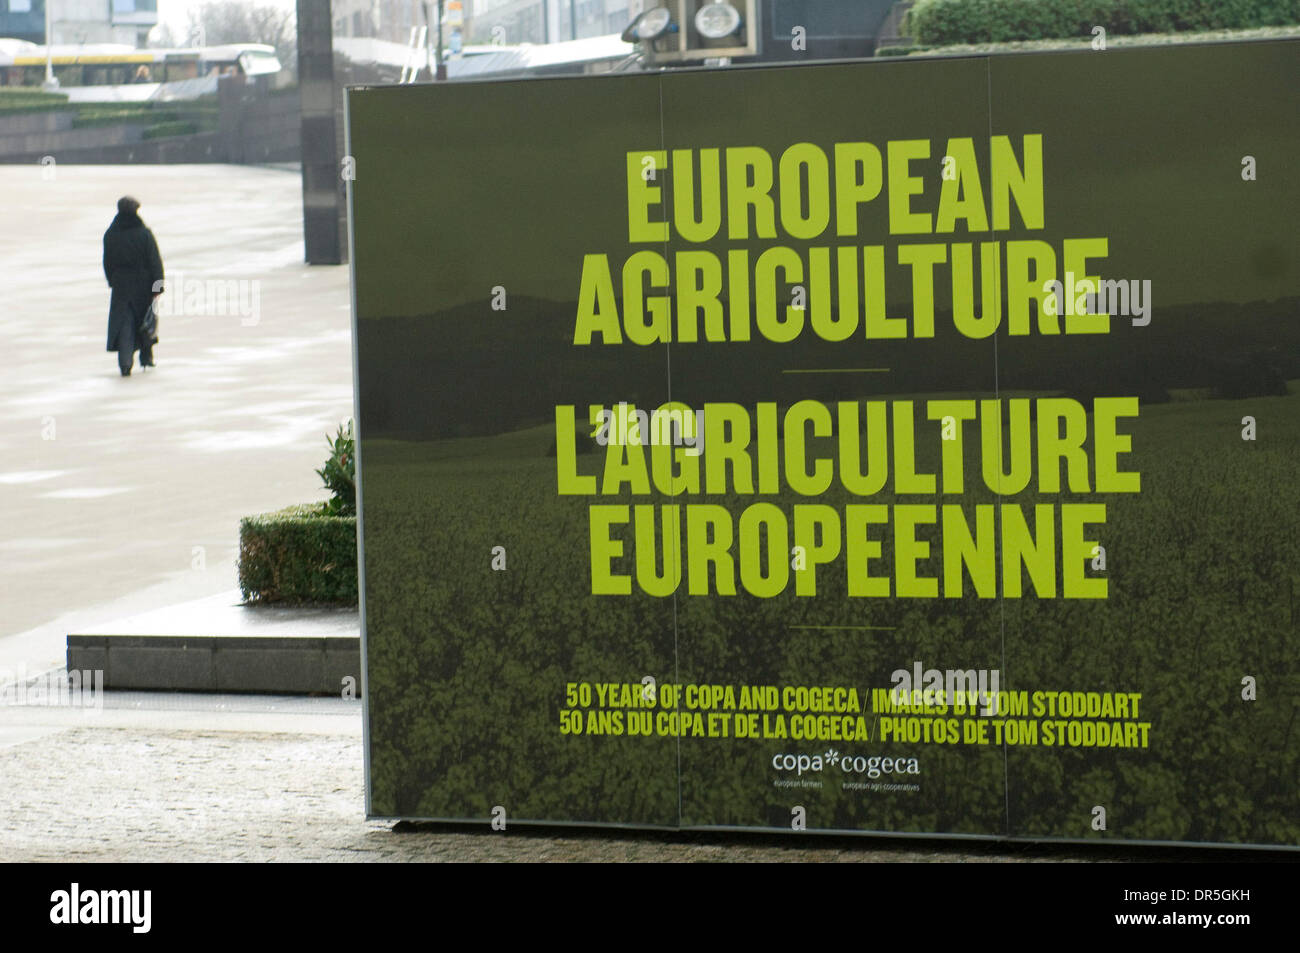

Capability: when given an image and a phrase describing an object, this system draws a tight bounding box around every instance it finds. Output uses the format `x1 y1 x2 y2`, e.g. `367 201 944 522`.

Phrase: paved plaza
0 164 353 661
0 694 1190 863
0 165 1271 863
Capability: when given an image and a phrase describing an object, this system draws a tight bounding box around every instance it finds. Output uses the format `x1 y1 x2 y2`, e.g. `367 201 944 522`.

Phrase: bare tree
185 1 298 76
148 21 180 49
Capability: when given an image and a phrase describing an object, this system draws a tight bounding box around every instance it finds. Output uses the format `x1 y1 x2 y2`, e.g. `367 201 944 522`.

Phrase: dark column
297 0 347 264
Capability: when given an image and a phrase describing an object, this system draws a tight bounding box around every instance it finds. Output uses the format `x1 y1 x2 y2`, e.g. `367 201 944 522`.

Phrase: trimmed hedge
239 502 358 605
73 109 178 129
0 88 69 102
142 119 200 140
876 44 935 55
908 0 1300 46
0 89 73 116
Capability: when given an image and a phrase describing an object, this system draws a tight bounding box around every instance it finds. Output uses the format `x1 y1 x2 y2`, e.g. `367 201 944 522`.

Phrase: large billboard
349 40 1300 846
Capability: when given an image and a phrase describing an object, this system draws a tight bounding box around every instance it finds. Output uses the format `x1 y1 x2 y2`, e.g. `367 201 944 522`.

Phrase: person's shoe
120 368 131 376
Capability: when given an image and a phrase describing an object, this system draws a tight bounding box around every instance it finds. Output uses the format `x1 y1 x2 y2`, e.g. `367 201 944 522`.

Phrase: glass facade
0 0 157 44
0 0 44 44
110 0 158 26
468 0 635 45
329 0 636 47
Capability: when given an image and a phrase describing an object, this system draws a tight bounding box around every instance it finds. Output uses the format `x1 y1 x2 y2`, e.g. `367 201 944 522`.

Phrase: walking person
103 195 164 377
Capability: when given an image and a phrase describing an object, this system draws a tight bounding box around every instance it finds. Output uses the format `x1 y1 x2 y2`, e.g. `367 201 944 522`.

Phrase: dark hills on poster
356 295 1299 441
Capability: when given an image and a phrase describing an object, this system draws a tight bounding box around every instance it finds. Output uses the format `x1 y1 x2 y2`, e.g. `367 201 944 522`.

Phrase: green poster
349 40 1300 846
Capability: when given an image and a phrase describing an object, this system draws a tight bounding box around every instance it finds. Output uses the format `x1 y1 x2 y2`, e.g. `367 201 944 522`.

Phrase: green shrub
316 420 356 516
0 88 68 102
73 109 173 129
875 44 934 55
239 502 358 604
0 89 72 115
908 0 1300 46
141 119 199 139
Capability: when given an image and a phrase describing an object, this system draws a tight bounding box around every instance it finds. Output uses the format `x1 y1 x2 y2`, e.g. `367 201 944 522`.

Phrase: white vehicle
0 39 282 101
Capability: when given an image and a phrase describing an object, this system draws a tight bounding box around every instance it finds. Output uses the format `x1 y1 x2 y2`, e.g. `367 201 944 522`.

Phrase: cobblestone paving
0 723 1270 863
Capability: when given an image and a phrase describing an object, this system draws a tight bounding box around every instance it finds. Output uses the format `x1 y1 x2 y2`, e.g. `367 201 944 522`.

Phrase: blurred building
0 0 42 43
469 0 637 44
332 0 419 40
0 0 158 47
329 0 638 45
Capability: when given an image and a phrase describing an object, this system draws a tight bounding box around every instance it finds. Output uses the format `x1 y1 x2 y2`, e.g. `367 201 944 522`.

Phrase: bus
0 40 283 101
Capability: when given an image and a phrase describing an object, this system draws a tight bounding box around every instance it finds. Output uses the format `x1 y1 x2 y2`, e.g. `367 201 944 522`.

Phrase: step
66 591 361 696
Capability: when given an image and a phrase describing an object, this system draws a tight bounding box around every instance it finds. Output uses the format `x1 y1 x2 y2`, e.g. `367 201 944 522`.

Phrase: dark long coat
103 211 164 352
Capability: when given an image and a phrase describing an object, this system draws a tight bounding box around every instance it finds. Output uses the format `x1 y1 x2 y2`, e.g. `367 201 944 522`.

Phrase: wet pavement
0 164 353 665
69 589 360 639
